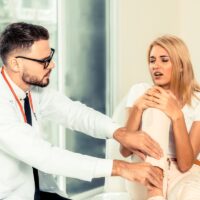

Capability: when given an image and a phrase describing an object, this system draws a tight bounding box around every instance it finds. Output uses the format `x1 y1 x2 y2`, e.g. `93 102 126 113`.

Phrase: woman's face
149 45 173 89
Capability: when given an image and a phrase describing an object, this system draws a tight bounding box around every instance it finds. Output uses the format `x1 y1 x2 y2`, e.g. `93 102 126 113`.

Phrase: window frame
57 0 119 198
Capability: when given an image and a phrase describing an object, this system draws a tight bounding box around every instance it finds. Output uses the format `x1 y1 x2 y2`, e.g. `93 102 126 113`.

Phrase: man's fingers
141 133 163 159
147 167 163 188
142 144 161 160
147 138 163 158
130 132 163 159
124 131 163 159
133 150 146 160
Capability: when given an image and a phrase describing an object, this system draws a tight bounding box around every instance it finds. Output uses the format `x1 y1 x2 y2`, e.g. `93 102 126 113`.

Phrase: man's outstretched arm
113 128 163 159
112 159 163 189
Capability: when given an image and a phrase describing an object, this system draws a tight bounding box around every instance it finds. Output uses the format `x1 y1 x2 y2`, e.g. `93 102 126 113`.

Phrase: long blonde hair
147 35 200 105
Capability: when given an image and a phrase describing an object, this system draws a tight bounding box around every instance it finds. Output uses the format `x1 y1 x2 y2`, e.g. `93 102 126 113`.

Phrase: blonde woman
121 35 200 200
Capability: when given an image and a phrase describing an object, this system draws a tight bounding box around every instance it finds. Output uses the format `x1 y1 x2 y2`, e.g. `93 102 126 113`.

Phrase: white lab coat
0 70 119 199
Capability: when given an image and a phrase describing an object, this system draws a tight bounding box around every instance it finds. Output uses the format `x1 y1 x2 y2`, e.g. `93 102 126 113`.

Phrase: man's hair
0 22 49 64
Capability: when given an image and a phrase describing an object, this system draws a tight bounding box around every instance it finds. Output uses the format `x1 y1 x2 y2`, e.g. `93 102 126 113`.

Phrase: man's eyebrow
41 52 52 60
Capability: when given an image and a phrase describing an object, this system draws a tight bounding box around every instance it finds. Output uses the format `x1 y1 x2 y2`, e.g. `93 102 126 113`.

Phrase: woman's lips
153 71 163 79
154 71 163 76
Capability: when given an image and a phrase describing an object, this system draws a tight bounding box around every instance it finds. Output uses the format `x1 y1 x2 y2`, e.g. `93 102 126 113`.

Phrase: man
0 22 163 200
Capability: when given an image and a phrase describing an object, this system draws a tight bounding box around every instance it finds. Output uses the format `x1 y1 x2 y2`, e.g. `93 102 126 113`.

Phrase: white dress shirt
0 69 120 199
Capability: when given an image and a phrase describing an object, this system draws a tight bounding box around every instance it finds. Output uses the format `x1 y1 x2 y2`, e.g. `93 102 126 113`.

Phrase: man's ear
9 57 21 72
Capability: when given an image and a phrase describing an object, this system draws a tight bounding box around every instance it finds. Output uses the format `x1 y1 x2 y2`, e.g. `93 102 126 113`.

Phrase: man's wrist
113 127 126 143
112 160 128 176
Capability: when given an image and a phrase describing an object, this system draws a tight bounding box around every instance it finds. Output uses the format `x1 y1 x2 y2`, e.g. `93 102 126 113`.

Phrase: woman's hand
133 87 161 112
145 86 182 121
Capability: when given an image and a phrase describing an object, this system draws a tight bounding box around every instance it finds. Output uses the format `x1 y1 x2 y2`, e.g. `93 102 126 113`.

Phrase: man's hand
112 160 163 189
131 149 146 160
114 128 163 159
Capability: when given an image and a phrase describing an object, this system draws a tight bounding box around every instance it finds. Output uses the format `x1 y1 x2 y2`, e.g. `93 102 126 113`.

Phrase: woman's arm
173 117 200 172
126 106 143 131
172 112 194 172
120 106 143 157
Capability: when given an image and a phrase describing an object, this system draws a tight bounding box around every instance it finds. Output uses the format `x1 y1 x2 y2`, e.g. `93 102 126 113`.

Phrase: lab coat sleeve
0 98 113 181
37 87 120 139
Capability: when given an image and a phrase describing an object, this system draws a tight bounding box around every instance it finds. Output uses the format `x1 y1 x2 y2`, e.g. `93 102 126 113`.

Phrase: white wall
116 0 200 104
179 0 200 83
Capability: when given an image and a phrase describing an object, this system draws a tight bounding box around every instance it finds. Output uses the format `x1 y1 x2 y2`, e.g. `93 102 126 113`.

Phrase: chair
104 96 129 192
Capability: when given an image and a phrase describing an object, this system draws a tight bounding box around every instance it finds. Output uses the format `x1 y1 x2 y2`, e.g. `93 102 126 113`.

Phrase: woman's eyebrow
160 55 169 58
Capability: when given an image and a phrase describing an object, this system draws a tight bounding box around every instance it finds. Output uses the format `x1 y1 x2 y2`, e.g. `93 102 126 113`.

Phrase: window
0 0 57 78
59 0 110 197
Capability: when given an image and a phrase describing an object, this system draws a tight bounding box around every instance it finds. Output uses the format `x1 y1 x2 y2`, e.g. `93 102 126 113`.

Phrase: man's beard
22 71 50 88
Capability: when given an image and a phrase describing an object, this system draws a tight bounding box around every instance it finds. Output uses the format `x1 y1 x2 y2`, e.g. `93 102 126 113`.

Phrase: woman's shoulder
126 82 151 107
191 91 200 107
184 91 200 115
194 91 200 97
188 92 200 121
128 82 151 95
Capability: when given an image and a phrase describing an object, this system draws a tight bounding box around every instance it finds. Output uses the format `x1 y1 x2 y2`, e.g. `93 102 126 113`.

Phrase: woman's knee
168 175 200 200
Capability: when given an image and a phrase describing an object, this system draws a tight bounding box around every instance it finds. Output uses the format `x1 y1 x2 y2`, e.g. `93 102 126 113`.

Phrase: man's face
17 40 55 88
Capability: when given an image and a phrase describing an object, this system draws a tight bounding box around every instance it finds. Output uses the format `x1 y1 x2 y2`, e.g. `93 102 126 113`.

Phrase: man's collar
3 70 27 100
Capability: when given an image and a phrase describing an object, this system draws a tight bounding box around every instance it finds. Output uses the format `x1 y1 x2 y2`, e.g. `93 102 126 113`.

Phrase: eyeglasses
15 48 55 69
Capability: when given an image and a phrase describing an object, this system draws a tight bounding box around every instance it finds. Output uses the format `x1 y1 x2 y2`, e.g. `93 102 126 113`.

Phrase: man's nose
48 60 55 70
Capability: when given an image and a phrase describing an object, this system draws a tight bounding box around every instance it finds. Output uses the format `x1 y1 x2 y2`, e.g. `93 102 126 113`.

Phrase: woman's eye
150 59 155 63
162 59 169 62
